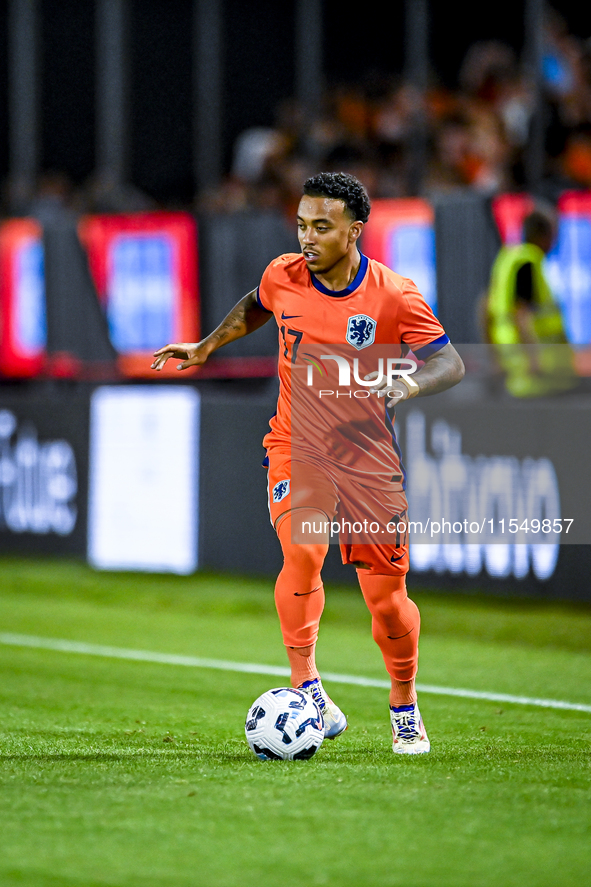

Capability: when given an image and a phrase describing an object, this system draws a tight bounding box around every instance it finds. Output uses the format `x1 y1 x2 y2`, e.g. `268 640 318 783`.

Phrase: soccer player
152 172 464 753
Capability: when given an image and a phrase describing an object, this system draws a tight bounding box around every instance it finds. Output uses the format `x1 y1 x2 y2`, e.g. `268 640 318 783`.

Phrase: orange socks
286 644 319 688
275 512 327 650
273 514 420 705
356 570 420 706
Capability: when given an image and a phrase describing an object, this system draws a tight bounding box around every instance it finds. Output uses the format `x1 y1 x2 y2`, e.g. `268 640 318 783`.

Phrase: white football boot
390 702 430 754
299 678 348 739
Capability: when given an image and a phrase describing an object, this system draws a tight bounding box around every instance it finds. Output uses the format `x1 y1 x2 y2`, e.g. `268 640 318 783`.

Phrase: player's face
297 196 361 275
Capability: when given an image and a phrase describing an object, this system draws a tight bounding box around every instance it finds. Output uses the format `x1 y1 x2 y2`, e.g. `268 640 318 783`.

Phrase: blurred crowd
203 8 591 216
7 8 591 221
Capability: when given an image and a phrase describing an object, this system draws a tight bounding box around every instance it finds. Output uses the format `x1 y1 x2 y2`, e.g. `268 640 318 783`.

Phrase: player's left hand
364 372 412 407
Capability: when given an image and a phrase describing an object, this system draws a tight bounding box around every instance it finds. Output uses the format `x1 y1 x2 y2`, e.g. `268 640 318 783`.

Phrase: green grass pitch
0 557 590 887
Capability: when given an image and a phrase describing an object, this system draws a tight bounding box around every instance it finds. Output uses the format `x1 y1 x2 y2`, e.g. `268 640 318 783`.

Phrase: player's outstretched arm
151 288 272 371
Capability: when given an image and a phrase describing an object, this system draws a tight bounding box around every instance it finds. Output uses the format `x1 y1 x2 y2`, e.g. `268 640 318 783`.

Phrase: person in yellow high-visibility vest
487 208 577 397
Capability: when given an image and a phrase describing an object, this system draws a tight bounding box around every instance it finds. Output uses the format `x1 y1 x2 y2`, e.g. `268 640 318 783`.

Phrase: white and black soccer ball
245 687 324 761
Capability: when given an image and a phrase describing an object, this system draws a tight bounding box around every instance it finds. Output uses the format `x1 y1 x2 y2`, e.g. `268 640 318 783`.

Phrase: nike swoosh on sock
294 585 322 596
387 628 414 640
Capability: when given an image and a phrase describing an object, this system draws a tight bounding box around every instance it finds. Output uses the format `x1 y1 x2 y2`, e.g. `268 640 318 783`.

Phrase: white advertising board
88 386 199 573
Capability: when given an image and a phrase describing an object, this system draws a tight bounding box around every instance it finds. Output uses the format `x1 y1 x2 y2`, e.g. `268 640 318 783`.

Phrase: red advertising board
0 218 46 377
79 212 199 377
362 198 437 315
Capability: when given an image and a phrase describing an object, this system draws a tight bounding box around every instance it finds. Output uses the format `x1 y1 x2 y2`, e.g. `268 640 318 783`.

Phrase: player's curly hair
303 172 371 223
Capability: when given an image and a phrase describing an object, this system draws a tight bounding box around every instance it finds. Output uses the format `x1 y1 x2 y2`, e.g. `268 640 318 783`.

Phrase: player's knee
283 541 327 577
277 508 331 547
357 572 407 607
368 596 395 622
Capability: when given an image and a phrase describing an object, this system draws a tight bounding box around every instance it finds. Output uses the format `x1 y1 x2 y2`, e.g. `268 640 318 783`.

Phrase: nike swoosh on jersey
281 311 303 319
390 552 406 563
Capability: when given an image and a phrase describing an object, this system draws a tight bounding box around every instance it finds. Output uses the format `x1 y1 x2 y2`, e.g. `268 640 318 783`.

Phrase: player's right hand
150 341 211 371
364 370 410 407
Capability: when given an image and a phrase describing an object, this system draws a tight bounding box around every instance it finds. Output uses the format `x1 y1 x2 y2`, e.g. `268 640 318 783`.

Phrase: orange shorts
266 448 409 576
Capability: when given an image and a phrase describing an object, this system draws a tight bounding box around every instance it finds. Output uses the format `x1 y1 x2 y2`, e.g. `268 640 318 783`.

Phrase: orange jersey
258 252 448 487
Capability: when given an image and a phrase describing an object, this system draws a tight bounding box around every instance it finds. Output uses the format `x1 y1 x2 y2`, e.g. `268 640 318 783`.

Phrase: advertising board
394 385 591 599
0 219 46 377
87 386 200 573
78 212 199 377
362 199 437 315
0 387 89 555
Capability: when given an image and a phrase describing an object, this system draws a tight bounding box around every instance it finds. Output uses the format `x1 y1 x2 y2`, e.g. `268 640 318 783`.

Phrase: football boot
390 702 430 754
299 678 348 739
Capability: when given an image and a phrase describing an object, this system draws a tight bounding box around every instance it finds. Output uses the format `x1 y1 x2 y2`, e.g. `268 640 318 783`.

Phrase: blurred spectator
561 130 591 187
459 40 531 187
231 127 289 184
486 206 577 397
8 6 591 220
203 4 591 215
538 8 591 190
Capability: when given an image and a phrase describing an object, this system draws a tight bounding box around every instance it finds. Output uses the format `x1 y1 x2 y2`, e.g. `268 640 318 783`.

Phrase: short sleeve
257 261 276 312
256 286 272 312
397 278 449 360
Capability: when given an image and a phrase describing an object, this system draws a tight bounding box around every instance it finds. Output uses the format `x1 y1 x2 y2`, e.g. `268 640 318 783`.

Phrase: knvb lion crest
272 479 290 502
346 314 376 350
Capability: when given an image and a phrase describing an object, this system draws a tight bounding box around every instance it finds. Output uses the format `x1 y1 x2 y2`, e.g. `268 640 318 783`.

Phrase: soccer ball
245 687 324 761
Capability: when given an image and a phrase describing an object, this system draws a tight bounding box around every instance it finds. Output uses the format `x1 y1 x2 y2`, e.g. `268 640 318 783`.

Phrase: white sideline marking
1 631 591 714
